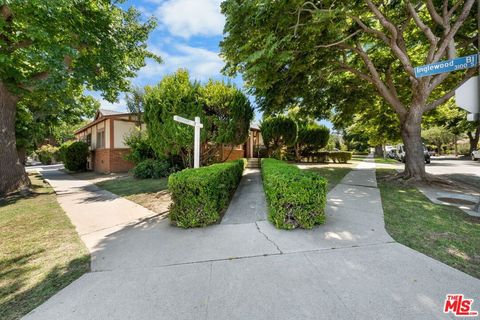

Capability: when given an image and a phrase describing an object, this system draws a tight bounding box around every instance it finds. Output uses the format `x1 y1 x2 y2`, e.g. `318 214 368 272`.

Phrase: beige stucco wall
114 120 136 148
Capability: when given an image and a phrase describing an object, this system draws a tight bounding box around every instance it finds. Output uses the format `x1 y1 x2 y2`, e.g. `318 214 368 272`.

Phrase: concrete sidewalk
25 158 480 320
40 169 159 251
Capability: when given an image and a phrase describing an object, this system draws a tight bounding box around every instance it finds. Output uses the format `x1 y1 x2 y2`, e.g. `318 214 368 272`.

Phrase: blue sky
93 0 234 110
95 0 332 128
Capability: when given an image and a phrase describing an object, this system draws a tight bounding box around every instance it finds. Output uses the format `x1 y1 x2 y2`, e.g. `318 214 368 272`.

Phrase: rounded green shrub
131 159 174 179
58 141 74 163
64 141 89 171
36 144 59 165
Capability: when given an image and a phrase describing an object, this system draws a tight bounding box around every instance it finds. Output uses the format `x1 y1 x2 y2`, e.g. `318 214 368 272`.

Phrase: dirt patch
129 190 171 215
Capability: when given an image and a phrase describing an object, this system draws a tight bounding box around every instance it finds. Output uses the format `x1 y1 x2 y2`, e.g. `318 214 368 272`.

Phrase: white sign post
173 115 203 168
455 76 479 122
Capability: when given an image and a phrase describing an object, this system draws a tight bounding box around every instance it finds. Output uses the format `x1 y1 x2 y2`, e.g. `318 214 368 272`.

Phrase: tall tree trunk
374 145 383 157
0 83 30 195
467 122 480 154
400 108 426 180
453 135 458 157
295 143 301 162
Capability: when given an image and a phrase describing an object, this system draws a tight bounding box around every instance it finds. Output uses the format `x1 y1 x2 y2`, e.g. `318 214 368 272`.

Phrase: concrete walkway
25 158 480 320
40 169 160 251
221 168 267 224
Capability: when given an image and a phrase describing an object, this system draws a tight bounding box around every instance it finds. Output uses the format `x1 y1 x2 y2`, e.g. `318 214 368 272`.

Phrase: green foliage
168 160 245 228
298 125 329 149
35 144 59 165
144 70 253 167
1 0 159 101
261 159 327 229
220 0 476 179
64 141 89 172
124 130 156 165
131 159 175 179
261 116 297 158
1 0 159 192
328 151 352 163
16 93 98 154
296 124 330 160
57 141 74 163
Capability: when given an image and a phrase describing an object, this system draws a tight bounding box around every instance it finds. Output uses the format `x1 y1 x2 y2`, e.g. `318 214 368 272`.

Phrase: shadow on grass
0 253 89 320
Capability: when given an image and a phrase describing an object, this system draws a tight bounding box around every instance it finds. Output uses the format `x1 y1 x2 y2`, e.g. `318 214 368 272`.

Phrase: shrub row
131 159 176 179
261 159 327 229
328 151 352 163
168 159 245 228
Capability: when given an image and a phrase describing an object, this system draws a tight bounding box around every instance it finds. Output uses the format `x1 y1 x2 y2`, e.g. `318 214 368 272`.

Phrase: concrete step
246 158 261 168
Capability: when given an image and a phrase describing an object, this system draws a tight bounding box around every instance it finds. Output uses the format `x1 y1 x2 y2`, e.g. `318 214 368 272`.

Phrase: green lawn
377 169 480 279
0 174 90 320
307 167 353 191
95 176 169 214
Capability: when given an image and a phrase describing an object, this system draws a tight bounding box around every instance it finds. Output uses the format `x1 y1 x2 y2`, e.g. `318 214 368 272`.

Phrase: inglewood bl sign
414 54 478 78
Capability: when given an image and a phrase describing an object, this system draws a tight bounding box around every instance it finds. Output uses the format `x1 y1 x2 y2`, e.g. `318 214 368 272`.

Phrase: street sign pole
173 115 203 168
194 117 201 168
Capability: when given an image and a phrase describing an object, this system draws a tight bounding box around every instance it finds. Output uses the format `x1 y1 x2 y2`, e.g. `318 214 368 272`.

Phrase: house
75 109 263 172
219 123 264 161
74 109 143 173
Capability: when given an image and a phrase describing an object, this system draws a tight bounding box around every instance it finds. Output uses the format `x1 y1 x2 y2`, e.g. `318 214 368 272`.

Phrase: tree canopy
0 0 159 194
144 70 254 168
221 0 477 181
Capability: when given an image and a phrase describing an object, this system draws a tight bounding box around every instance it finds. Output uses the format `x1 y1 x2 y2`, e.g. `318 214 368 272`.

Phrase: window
86 133 92 147
96 130 105 149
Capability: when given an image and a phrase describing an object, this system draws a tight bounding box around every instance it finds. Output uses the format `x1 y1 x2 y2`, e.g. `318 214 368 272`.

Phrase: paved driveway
24 158 480 320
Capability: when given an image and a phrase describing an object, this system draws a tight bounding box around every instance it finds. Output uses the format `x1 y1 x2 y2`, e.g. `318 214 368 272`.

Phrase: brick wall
93 149 110 173
109 149 134 172
92 149 133 173
221 148 245 161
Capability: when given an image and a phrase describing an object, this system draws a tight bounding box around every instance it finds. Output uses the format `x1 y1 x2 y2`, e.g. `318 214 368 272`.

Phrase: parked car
472 149 480 161
396 144 431 164
386 148 397 159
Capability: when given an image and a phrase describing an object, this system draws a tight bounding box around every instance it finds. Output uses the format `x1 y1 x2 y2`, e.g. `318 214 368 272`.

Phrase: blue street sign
414 54 478 78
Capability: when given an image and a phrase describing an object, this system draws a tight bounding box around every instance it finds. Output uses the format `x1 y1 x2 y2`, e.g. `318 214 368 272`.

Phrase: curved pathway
25 157 479 319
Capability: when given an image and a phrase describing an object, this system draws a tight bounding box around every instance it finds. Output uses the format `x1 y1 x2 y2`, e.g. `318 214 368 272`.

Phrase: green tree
422 126 455 155
15 91 98 162
144 70 254 167
261 116 298 159
298 124 330 159
125 86 145 121
221 0 477 181
425 104 480 154
0 0 159 194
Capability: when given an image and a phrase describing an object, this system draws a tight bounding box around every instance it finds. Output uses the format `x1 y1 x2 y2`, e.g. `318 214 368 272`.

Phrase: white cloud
155 0 224 38
135 44 225 83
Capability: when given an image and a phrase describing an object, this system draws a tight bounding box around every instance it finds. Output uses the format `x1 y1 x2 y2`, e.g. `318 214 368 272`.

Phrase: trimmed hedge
328 151 352 163
262 159 327 229
168 159 245 228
